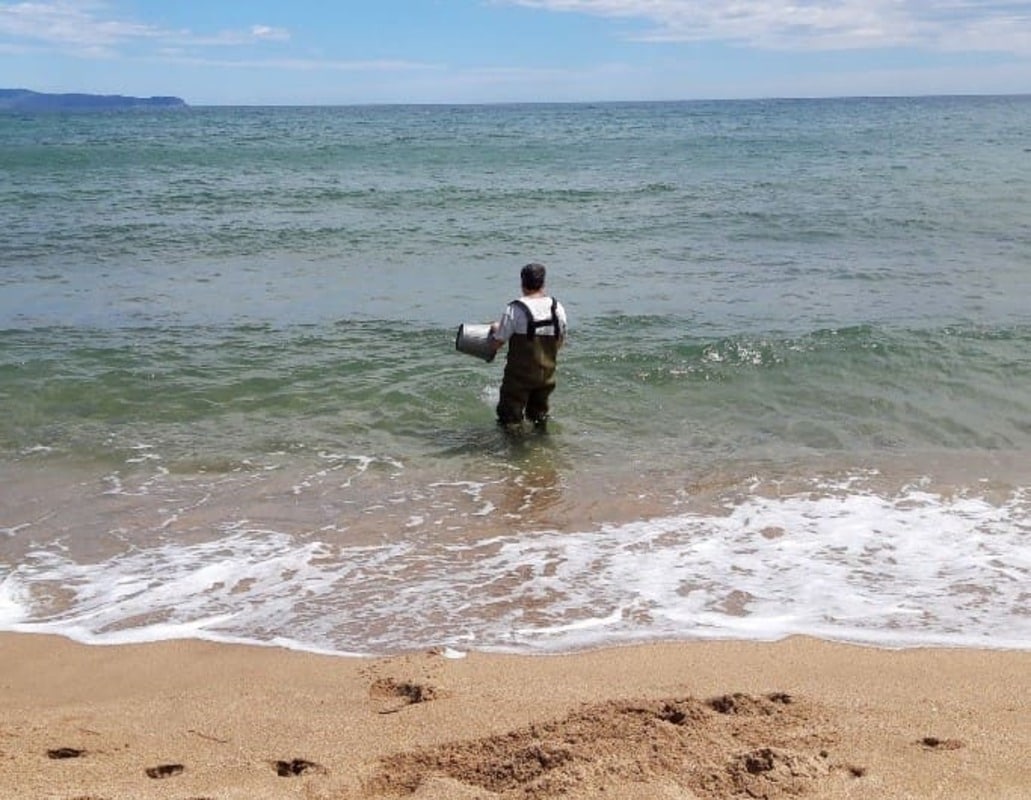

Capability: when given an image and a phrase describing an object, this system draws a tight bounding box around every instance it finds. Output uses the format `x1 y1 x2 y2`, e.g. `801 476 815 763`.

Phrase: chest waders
497 298 562 427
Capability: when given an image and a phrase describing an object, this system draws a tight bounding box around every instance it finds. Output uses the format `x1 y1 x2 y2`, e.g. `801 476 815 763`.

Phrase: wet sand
0 633 1027 799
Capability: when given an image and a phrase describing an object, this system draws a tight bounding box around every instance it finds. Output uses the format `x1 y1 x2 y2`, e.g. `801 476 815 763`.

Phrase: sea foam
2 477 1027 654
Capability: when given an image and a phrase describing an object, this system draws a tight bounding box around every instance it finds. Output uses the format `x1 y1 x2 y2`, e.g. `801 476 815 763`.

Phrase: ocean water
1 96 1029 655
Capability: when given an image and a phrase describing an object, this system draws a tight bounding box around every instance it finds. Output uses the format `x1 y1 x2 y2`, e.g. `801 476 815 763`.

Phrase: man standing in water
490 262 568 430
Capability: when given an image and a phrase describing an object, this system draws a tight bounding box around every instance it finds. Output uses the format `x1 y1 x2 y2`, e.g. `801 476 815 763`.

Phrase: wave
3 318 1031 470
2 471 1028 654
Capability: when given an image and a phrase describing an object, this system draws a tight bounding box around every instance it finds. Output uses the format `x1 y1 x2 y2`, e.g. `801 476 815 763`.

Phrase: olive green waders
497 332 561 426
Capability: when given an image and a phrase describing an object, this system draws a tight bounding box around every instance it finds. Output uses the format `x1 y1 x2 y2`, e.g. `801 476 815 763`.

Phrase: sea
1 96 1029 657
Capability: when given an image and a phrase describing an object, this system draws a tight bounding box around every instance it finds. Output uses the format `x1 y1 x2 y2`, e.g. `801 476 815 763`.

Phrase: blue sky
1 1 1029 104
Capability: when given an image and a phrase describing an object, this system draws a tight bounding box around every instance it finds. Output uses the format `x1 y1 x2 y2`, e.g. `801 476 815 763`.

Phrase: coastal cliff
0 89 187 111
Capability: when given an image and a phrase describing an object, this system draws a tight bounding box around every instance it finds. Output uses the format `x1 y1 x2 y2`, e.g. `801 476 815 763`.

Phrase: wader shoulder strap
510 298 560 342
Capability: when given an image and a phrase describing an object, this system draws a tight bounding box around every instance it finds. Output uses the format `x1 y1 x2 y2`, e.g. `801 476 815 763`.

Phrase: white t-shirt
494 295 568 343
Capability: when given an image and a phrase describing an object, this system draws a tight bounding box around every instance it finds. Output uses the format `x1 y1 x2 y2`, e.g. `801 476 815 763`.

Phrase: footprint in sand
707 692 795 715
145 763 185 779
274 758 326 777
47 747 87 759
370 677 441 714
919 736 964 751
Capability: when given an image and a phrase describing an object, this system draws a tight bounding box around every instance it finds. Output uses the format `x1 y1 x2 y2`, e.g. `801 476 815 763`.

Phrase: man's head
521 262 547 292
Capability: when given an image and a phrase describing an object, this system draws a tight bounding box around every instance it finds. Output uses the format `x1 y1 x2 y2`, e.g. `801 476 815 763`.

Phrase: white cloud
502 0 1031 52
250 25 289 42
156 54 439 74
0 0 157 46
0 0 290 50
184 24 292 47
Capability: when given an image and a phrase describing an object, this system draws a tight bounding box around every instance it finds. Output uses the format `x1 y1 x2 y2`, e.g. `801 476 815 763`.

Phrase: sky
1 0 1030 105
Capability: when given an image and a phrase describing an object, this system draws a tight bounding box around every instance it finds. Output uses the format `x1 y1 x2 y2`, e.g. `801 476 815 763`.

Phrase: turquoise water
1 97 1029 654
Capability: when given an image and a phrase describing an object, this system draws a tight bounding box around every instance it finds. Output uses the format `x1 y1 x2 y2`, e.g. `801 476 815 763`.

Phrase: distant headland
0 89 187 111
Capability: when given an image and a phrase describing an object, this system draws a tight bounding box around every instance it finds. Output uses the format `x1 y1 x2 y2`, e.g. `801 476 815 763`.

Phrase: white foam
1 479 1028 654
480 385 500 406
514 609 624 637
292 452 403 494
0 573 28 626
19 445 54 456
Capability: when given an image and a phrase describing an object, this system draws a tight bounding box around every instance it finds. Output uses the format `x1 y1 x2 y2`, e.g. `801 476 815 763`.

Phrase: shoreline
1 632 1027 799
4 449 1028 656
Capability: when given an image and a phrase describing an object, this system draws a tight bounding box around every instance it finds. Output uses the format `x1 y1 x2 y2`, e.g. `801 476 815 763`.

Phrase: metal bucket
455 323 496 362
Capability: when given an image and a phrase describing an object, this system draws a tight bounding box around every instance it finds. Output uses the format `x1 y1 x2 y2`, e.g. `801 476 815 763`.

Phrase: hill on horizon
0 89 187 111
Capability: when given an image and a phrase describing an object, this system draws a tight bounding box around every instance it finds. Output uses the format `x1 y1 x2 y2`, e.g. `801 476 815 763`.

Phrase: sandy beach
0 634 1027 799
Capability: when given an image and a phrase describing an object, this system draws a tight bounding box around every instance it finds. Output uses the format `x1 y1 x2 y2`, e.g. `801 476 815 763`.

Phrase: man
490 262 568 430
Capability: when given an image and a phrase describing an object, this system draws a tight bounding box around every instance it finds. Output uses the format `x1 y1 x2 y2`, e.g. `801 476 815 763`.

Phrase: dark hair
520 262 546 292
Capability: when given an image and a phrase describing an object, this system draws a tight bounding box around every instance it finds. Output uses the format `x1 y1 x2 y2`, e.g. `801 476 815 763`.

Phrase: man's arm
490 303 519 353
489 322 505 354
